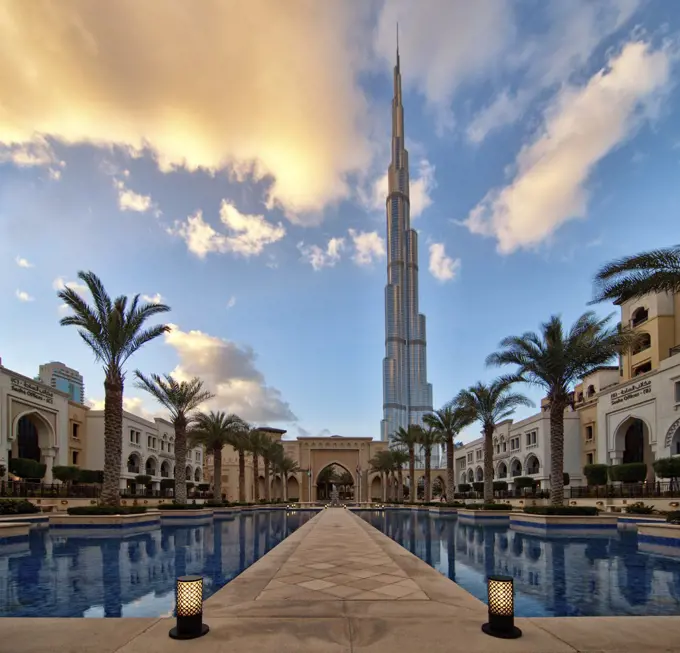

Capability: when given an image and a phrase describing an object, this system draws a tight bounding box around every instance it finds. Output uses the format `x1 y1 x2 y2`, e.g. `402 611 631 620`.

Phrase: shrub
493 481 508 492
52 466 81 484
464 503 513 511
204 500 229 507
198 483 210 492
160 479 175 489
584 464 608 486
609 462 647 483
443 501 466 508
288 497 299 502
0 499 40 515
67 506 147 515
77 469 104 484
186 482 195 489
513 476 536 489
653 457 680 484
625 502 655 515
9 458 46 480
524 506 598 516
458 483 471 492
666 511 680 525
472 482 484 492
135 474 152 485
157 503 206 510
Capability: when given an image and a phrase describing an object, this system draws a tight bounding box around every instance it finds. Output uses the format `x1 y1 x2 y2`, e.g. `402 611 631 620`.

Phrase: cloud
141 293 163 304
464 41 672 254
0 1 376 223
361 158 437 219
15 256 34 268
113 178 158 215
428 243 461 282
226 296 236 309
15 289 34 302
164 323 296 423
52 277 89 295
466 0 642 143
169 201 285 258
348 229 386 266
298 237 345 270
88 396 160 421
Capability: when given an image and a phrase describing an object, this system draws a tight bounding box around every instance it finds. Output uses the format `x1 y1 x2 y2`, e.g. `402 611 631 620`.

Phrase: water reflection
0 511 313 618
360 510 680 617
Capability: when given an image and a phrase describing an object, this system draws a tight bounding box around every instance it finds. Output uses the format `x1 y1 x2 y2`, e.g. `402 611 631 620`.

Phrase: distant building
38 361 85 404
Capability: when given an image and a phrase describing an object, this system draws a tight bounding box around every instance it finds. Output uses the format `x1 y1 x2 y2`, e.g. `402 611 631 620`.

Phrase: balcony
670 345 680 358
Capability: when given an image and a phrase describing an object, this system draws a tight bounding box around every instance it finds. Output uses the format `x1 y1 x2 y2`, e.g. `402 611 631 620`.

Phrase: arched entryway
287 476 300 501
475 467 483 482
13 411 54 462
160 460 171 478
497 461 508 479
316 463 354 501
525 454 540 475
510 458 522 477
614 417 653 481
370 475 382 501
127 452 141 474
145 456 157 477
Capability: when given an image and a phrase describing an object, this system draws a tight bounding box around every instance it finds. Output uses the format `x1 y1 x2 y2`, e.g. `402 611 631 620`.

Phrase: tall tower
381 41 433 446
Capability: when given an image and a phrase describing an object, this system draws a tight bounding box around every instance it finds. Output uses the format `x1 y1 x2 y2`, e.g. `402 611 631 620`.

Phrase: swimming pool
0 510 315 618
359 509 680 617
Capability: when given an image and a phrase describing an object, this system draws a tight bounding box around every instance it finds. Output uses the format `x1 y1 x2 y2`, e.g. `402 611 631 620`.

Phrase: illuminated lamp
169 575 209 640
482 576 522 639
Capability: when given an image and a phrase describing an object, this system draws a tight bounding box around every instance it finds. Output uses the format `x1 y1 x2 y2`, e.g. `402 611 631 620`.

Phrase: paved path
5 508 680 652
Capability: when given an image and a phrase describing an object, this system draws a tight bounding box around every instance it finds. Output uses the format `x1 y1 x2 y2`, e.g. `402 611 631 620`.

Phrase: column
43 448 56 483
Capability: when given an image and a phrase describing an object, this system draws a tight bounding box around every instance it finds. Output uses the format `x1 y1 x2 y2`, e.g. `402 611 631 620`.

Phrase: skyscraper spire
381 43 433 447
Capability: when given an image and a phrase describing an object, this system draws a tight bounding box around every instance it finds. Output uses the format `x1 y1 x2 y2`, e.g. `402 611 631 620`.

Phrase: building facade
381 44 433 445
38 361 85 404
86 410 204 491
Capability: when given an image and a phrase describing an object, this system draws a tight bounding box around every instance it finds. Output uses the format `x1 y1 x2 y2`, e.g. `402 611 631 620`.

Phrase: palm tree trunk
238 450 246 503
213 446 222 502
253 454 260 502
101 374 124 506
550 401 566 506
263 455 271 502
483 425 494 503
283 474 288 502
397 468 404 502
174 415 188 504
446 434 455 502
409 447 416 504
424 448 431 503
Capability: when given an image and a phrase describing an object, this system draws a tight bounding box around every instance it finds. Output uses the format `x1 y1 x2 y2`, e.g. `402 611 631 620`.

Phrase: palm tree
134 373 214 504
58 271 171 506
423 406 474 502
389 447 410 502
276 456 300 501
261 438 279 502
227 425 252 503
337 470 354 499
247 429 270 503
189 411 247 502
591 244 680 304
369 451 393 502
486 312 636 505
416 426 443 503
317 466 339 500
454 380 532 503
392 425 421 503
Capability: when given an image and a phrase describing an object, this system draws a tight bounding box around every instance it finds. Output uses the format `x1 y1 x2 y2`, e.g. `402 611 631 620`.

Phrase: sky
1 0 679 443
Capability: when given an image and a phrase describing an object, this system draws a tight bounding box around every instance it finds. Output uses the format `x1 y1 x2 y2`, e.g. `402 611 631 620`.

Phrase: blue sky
1 0 679 442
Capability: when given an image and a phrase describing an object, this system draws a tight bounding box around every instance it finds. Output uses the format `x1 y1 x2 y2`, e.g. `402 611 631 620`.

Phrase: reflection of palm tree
484 529 496 579
174 529 188 579
238 514 246 571
253 512 261 561
102 539 122 618
446 520 456 581
619 551 652 607
424 515 433 566
551 541 568 616
211 521 224 586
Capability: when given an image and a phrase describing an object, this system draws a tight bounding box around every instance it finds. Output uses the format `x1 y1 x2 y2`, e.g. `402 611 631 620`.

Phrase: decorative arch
467 469 474 483
160 460 171 478
12 410 56 450
185 465 193 480
497 461 508 479
631 306 649 327
475 466 483 482
525 454 540 475
127 452 142 474
664 417 680 448
510 458 522 477
614 416 652 465
194 468 201 482
145 455 158 476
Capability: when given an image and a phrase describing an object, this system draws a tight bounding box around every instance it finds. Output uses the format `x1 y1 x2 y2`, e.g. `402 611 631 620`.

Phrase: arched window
526 455 540 475
587 385 596 397
145 457 157 476
631 306 648 327
127 453 140 474
194 468 201 482
511 459 522 477
497 462 507 479
632 333 651 355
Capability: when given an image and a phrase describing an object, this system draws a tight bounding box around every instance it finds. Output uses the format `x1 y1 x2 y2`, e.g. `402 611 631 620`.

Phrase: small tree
53 466 81 484
493 481 508 492
472 482 484 493
458 483 471 493
584 464 608 486
513 476 536 490
609 463 647 483
653 457 680 492
9 458 46 480
135 474 152 486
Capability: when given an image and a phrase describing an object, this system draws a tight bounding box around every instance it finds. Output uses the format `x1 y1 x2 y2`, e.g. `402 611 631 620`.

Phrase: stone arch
370 474 382 501
497 461 508 479
145 455 158 476
160 460 171 478
271 475 283 500
510 458 522 477
475 466 483 482
287 475 300 500
12 410 56 458
467 469 474 483
432 475 445 496
185 465 193 481
127 452 142 474
316 461 354 500
664 417 680 453
194 467 201 482
525 454 540 475
614 416 652 474
258 475 266 499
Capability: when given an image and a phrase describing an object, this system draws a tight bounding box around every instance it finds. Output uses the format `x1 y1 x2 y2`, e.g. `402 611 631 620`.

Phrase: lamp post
481 575 521 639
169 575 210 640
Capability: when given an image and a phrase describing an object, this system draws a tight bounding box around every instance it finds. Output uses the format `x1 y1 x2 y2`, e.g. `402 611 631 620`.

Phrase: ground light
481 575 522 639
169 575 210 640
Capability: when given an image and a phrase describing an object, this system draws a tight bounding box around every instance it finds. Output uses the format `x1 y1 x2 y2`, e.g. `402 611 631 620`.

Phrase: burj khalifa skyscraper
381 42 433 445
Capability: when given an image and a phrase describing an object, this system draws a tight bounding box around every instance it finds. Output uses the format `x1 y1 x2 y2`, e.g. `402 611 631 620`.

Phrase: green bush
625 502 655 515
472 482 484 492
513 476 536 489
67 506 147 515
666 511 680 525
443 501 466 508
135 474 152 485
524 506 598 516
653 457 680 482
52 466 81 484
458 483 471 492
288 497 299 502
198 483 210 492
464 503 512 511
157 503 206 510
0 499 40 515
584 464 608 486
9 458 46 480
493 481 508 492
78 469 104 484
204 500 230 507
609 462 647 483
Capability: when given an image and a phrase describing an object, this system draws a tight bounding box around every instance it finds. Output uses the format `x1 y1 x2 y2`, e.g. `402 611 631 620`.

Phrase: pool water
0 510 315 618
359 510 680 617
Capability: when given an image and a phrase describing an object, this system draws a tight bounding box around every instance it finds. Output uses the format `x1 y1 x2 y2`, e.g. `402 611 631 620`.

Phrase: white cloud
15 256 34 268
114 178 159 215
348 229 386 266
169 201 285 259
141 293 163 304
464 41 672 254
15 289 34 302
87 396 160 421
361 158 436 219
52 277 89 296
428 243 461 282
298 237 345 270
226 296 236 309
164 323 296 423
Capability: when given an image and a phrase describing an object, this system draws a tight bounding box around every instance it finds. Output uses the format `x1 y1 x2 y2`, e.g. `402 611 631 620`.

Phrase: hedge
52 466 81 483
472 482 484 492
458 484 471 492
667 511 680 525
493 481 508 491
67 506 147 515
513 476 536 489
0 499 40 515
625 502 656 515
157 503 207 510
524 506 598 516
653 457 680 482
464 503 512 511
584 464 608 486
609 462 647 483
9 458 46 480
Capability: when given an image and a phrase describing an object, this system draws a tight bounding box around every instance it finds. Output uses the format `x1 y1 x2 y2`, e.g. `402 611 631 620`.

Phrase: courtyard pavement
4 508 680 652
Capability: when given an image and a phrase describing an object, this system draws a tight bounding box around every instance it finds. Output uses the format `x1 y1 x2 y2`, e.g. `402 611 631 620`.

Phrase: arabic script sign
610 379 652 406
10 377 54 405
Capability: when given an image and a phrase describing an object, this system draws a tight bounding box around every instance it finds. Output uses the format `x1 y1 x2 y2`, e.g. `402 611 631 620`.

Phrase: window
72 423 80 439
585 425 593 441
510 437 520 451
631 306 649 327
147 435 152 447
526 431 537 447
476 450 483 461
632 333 651 355
586 453 594 465
129 429 140 444
587 385 596 397
160 441 165 452
633 361 652 376
467 452 473 464
72 451 79 465
195 451 201 462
